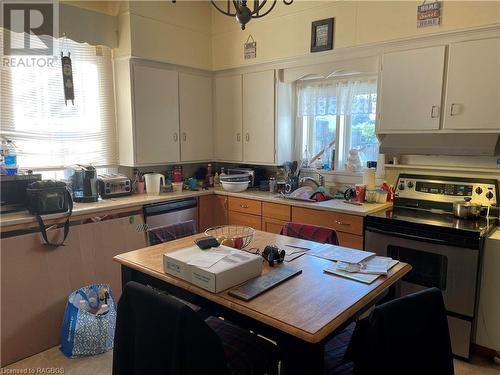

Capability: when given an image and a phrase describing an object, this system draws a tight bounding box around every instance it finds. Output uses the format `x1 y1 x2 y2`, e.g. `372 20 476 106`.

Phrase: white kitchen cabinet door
243 70 276 164
214 75 243 162
179 73 213 161
378 46 446 132
443 38 500 131
133 64 180 164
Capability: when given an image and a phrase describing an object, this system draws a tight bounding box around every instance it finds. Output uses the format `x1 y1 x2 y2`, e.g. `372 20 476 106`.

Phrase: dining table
114 230 412 374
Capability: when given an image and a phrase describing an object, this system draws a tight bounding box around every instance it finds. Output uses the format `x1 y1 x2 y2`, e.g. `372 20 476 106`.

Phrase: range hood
378 133 500 156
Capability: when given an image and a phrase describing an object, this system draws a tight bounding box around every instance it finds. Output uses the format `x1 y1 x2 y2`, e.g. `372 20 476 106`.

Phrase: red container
355 184 366 203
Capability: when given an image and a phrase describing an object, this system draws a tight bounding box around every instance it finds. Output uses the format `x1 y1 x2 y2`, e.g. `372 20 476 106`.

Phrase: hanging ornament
61 52 74 105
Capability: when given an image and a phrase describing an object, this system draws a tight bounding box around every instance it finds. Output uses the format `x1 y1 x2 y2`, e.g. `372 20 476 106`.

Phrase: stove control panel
395 175 497 206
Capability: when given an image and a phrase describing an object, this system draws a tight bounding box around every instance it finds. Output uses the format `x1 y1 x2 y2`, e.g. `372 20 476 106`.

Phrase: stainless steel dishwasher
143 198 197 231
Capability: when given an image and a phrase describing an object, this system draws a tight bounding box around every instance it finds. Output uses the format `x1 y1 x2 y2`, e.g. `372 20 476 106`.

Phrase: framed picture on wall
310 18 334 53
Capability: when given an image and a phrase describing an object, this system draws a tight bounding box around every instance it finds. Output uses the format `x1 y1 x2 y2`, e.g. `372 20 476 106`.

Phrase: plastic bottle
0 141 6 175
205 163 214 187
4 140 18 175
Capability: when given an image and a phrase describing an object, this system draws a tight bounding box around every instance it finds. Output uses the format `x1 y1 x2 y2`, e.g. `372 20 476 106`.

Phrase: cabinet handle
450 103 459 116
182 132 187 142
173 132 178 142
236 133 241 142
239 204 249 209
336 220 350 226
430 106 439 118
245 133 250 142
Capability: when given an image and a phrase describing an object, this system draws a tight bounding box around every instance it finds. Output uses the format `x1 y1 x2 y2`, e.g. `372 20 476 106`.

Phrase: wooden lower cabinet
0 213 147 366
262 216 288 234
228 210 261 230
291 206 364 249
336 232 364 250
198 195 228 232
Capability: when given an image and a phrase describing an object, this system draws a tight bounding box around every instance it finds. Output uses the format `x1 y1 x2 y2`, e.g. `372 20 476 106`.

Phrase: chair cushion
206 316 279 375
324 323 355 374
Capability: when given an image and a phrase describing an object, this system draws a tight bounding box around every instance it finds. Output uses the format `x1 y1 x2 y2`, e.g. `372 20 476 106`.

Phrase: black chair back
113 281 228 375
347 287 454 375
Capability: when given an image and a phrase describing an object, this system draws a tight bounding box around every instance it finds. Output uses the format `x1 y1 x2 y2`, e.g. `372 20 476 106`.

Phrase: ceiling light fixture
173 0 294 30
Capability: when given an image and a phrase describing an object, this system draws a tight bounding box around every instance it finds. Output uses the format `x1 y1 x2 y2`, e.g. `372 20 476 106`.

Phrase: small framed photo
310 18 334 53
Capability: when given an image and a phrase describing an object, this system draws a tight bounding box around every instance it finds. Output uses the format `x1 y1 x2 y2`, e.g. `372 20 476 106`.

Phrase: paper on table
308 243 375 264
336 256 398 275
324 257 399 284
187 252 227 268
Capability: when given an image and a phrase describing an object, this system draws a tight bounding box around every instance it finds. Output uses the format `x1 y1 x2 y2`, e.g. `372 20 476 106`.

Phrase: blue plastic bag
60 284 117 357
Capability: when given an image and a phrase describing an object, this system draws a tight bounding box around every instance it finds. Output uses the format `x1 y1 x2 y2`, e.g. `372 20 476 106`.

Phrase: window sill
300 167 363 177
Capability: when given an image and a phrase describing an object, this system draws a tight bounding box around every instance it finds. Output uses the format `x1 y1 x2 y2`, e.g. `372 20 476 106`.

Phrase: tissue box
163 245 262 293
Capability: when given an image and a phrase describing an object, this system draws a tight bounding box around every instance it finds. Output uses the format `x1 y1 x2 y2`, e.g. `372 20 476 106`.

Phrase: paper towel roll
363 168 376 190
376 153 386 178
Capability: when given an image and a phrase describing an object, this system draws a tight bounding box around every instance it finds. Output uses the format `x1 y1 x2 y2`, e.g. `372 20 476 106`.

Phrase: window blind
0 29 118 169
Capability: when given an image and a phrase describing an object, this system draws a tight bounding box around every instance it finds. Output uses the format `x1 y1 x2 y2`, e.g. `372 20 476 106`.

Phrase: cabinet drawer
262 202 291 222
262 217 288 234
337 232 364 250
228 197 262 216
228 211 261 230
291 207 363 236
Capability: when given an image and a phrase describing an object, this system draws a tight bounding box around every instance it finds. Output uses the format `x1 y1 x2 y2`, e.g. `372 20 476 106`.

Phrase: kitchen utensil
291 161 298 176
144 173 165 195
204 225 255 249
290 186 314 199
134 181 145 194
453 197 481 219
221 180 250 192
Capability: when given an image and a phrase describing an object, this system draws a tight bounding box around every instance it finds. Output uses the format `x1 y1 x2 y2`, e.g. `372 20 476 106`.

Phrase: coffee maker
69 165 98 202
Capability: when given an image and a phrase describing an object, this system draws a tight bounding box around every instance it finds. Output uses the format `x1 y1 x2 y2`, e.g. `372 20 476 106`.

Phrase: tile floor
3 346 499 374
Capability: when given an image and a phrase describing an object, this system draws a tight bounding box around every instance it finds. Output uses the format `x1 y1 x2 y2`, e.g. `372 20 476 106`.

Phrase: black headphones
261 246 285 267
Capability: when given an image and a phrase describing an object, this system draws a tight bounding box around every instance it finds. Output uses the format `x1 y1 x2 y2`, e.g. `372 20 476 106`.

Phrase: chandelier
173 0 294 30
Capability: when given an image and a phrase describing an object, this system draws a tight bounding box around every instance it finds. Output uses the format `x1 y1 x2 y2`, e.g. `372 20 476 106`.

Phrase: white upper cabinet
132 64 180 165
443 38 500 131
242 70 276 164
378 46 446 132
179 73 213 161
214 75 243 162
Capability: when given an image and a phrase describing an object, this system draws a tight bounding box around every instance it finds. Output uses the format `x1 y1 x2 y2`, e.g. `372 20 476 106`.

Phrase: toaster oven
97 174 132 199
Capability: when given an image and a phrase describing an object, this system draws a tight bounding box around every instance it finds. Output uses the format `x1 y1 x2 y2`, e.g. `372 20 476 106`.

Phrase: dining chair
326 287 454 375
147 219 197 245
279 222 339 245
113 281 280 375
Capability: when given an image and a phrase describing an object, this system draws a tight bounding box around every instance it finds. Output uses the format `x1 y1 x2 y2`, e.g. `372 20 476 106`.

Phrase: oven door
364 227 479 318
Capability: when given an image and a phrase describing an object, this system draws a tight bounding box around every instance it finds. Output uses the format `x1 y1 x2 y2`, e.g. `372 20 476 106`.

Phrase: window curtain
297 77 377 117
0 29 118 169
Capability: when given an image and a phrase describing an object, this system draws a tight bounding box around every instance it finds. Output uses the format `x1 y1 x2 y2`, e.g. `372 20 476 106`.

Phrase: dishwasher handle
143 198 197 217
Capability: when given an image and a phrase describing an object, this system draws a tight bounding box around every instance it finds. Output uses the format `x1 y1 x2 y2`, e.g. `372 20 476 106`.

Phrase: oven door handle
365 227 448 244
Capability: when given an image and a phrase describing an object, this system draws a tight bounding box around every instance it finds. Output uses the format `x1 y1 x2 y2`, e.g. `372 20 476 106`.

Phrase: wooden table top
114 231 411 344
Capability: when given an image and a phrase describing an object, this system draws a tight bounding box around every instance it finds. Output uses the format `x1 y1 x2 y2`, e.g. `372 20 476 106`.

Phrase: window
0 31 118 169
297 77 378 170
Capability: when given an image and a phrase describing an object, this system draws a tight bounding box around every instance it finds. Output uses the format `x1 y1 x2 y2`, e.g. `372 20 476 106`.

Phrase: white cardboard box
163 245 262 293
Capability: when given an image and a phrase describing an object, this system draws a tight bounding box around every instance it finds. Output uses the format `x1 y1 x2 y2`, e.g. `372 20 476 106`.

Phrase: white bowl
221 180 250 192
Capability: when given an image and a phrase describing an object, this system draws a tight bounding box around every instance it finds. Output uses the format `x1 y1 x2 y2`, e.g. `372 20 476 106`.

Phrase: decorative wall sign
244 35 257 60
61 52 74 105
417 1 441 28
310 18 334 53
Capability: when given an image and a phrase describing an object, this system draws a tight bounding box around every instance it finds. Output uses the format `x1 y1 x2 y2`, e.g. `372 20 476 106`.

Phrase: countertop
0 188 391 229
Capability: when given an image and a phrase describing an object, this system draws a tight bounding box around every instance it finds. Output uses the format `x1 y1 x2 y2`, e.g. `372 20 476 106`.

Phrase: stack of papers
308 243 375 263
324 256 399 284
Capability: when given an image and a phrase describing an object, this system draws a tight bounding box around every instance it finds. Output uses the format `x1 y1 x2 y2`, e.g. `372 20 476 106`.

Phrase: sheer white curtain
297 77 377 116
0 29 118 169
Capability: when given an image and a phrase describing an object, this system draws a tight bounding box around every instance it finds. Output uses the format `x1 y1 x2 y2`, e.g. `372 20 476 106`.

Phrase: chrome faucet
299 175 325 188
